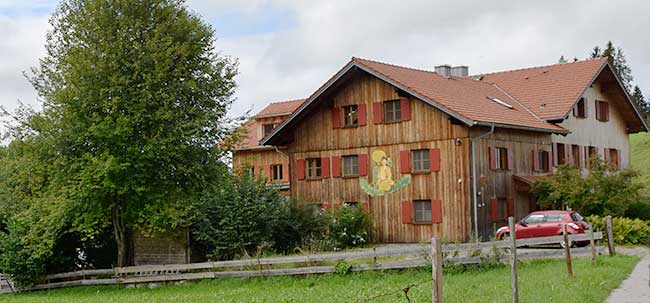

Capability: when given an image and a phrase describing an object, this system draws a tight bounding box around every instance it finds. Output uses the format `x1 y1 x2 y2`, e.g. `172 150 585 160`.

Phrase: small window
263 124 276 136
596 101 609 122
271 164 283 181
383 100 401 122
523 214 545 225
414 200 432 223
342 155 359 177
247 166 255 176
573 98 586 118
412 149 430 172
495 147 509 170
608 149 619 170
343 202 359 208
556 143 566 165
306 158 321 179
539 150 550 172
544 214 564 223
343 105 358 127
571 145 580 168
571 212 584 222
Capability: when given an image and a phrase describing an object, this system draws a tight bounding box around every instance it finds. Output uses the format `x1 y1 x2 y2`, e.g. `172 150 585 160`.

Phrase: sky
1 0 649 123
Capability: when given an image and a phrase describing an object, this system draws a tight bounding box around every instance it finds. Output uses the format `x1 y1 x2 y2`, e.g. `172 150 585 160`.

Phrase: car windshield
571 212 584 221
523 214 544 225
545 214 564 222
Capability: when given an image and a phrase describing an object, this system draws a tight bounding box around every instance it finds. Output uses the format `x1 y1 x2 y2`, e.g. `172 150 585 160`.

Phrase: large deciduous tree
3 0 237 272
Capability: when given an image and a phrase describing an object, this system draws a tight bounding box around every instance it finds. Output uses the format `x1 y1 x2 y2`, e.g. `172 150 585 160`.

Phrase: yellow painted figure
361 150 411 196
376 156 395 191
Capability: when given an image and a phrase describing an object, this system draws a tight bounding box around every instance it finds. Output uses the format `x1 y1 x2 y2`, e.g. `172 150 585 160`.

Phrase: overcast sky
1 0 649 122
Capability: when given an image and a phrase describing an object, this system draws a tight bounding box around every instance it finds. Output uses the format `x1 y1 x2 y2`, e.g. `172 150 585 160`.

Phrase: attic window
486 96 513 109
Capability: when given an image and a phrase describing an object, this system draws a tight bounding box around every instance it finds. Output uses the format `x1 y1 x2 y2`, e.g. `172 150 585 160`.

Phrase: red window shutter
358 154 368 176
400 150 411 173
321 202 331 209
489 197 498 222
604 102 610 121
430 148 440 172
296 159 305 180
373 102 383 124
267 165 273 180
506 198 515 218
358 103 367 126
507 148 514 170
362 202 370 211
431 200 442 223
604 148 610 163
617 149 622 169
577 145 584 168
282 164 289 181
401 201 412 224
564 144 572 164
331 156 341 177
595 100 601 120
552 144 558 167
489 146 497 170
321 157 330 178
532 149 540 172
332 107 341 129
400 97 411 121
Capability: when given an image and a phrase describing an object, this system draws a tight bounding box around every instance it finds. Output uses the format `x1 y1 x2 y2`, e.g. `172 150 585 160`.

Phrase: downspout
470 123 494 242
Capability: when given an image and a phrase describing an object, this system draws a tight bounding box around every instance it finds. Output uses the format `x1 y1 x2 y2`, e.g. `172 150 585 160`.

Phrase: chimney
451 66 469 77
435 65 451 77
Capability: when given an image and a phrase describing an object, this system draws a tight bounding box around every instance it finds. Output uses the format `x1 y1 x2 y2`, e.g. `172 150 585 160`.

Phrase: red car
495 210 590 248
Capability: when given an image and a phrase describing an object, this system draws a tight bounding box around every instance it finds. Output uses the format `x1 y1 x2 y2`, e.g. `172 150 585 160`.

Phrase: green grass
631 132 650 195
0 256 639 303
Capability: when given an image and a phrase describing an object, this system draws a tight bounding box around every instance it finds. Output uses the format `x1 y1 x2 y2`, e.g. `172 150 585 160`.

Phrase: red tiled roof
352 57 565 132
479 58 608 120
255 99 306 118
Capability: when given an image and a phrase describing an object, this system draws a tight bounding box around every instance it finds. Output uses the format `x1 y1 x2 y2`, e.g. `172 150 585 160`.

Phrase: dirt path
605 246 649 303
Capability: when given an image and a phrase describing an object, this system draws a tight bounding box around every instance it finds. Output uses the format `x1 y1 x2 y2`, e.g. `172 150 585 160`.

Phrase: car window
545 214 564 223
571 212 584 221
523 214 544 225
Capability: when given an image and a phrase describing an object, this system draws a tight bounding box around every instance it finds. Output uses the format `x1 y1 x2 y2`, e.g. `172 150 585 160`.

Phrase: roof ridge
475 57 608 77
266 98 306 105
352 57 440 75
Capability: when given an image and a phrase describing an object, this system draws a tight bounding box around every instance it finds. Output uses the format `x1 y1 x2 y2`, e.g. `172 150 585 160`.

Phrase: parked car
495 210 591 248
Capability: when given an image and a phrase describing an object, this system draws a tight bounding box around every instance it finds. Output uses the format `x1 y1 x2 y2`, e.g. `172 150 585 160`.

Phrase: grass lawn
0 255 638 303
631 132 650 195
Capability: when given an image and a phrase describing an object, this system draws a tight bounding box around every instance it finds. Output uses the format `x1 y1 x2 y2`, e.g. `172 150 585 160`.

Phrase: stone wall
132 229 190 265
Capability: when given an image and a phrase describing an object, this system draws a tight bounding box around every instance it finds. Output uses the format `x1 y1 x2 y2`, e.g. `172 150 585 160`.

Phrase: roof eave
473 121 569 135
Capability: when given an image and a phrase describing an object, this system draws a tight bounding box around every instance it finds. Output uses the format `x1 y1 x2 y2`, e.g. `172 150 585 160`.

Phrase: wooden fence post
508 217 519 303
605 215 615 256
431 237 442 303
589 228 597 265
562 224 573 277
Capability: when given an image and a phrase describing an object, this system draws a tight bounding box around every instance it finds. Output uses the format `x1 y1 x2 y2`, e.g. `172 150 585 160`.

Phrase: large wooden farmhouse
233 57 647 242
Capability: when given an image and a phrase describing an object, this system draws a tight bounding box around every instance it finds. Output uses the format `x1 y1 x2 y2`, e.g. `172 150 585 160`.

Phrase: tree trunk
112 205 129 267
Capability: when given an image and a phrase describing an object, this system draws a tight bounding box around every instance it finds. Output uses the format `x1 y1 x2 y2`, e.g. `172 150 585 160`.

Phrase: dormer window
573 98 586 118
263 123 276 136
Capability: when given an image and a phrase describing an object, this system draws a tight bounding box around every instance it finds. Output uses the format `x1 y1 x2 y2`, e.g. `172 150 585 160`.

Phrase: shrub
624 200 650 220
325 205 373 250
272 200 327 254
585 215 650 245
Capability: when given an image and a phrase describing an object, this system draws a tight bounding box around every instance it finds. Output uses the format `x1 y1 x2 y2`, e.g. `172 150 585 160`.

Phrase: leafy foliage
325 205 373 250
532 158 642 217
585 215 650 245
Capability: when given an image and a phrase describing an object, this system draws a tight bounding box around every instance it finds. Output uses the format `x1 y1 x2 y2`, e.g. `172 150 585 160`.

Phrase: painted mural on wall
360 150 411 196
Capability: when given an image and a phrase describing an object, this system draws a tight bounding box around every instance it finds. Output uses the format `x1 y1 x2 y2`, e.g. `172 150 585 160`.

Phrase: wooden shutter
373 102 383 124
489 146 497 170
431 200 442 223
532 149 540 172
357 103 367 126
506 198 515 218
401 201 412 224
400 97 411 121
267 165 273 180
362 202 370 211
321 157 330 178
321 202 331 209
584 99 589 118
358 154 368 176
564 144 572 164
400 150 411 173
552 144 558 167
604 148 610 163
331 156 341 177
617 149 622 169
577 145 584 168
604 102 610 121
507 148 514 170
296 159 305 180
282 164 288 181
332 107 341 129
595 100 601 121
430 148 441 172
489 197 499 222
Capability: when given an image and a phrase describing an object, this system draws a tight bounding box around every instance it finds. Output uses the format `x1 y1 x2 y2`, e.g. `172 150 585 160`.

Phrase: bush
325 205 373 250
585 215 650 245
272 200 327 254
625 200 650 220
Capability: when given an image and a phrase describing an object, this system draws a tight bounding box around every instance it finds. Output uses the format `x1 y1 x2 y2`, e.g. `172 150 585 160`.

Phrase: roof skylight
486 96 513 109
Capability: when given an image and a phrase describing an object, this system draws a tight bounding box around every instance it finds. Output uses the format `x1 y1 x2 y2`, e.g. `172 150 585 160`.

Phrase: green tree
633 85 650 119
532 158 641 217
590 41 634 91
558 56 568 63
3 0 237 274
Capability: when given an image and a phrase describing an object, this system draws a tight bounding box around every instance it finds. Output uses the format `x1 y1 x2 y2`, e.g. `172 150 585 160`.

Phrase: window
596 100 609 122
556 143 566 165
383 100 401 122
263 124 275 136
412 149 431 172
342 155 359 177
545 214 564 223
523 214 544 225
571 212 584 222
414 200 432 223
495 147 509 170
343 105 358 127
538 150 550 172
247 166 255 176
306 158 321 179
343 202 359 208
608 149 619 170
271 164 283 181
571 145 580 168
573 98 586 118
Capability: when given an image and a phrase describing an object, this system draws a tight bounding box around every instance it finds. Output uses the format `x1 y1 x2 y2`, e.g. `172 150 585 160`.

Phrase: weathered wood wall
233 148 290 184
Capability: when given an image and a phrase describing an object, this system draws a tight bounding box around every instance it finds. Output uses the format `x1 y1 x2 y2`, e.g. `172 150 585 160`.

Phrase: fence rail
0 232 604 294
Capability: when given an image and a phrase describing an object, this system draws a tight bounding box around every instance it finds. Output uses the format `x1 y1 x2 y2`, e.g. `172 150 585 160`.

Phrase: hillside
630 132 650 195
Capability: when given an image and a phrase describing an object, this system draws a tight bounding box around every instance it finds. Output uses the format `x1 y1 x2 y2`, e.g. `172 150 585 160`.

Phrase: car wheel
560 239 574 249
502 233 511 241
